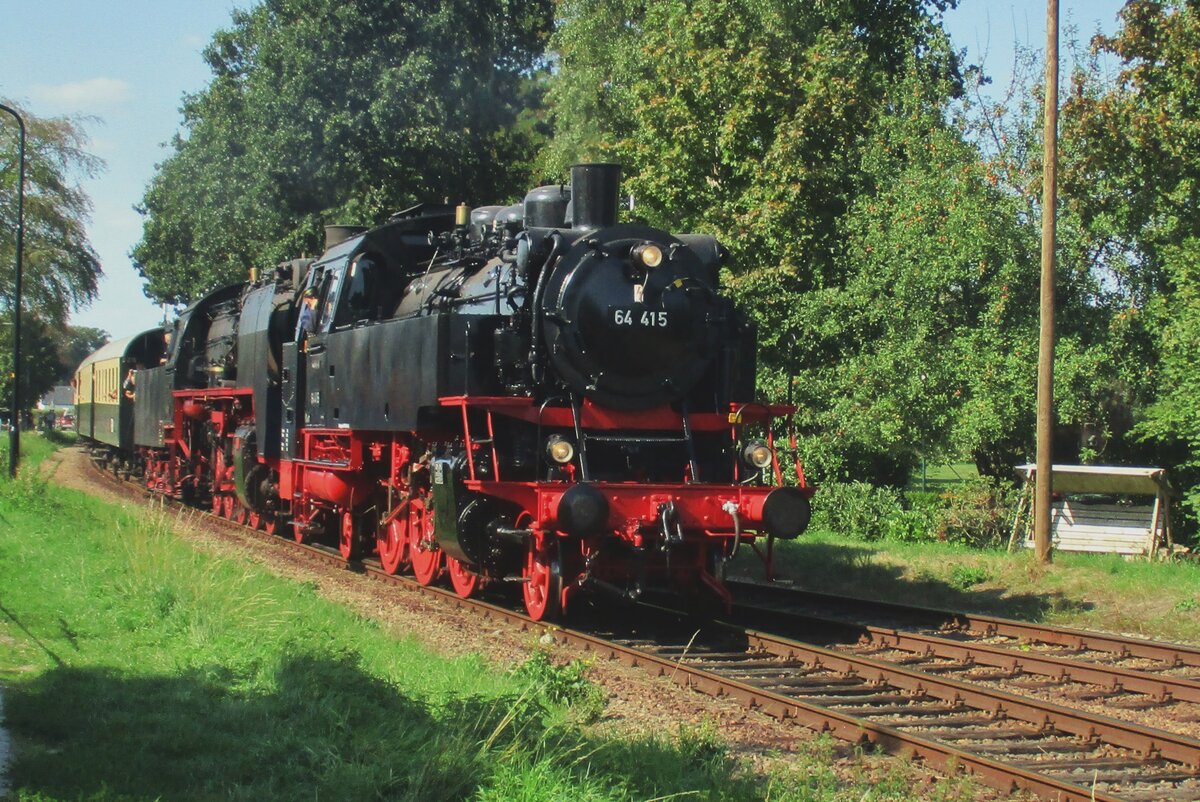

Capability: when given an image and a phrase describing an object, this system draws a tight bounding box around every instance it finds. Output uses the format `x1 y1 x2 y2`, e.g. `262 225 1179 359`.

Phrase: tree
542 1 1151 484
0 312 67 420
57 325 110 383
1061 0 1200 511
0 100 104 324
545 1 1059 483
134 0 554 304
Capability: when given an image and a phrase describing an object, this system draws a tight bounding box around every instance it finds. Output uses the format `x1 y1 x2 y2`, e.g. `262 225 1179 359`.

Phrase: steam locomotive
75 163 813 620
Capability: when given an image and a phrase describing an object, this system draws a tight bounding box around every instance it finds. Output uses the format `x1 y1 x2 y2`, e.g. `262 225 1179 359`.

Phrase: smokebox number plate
610 305 671 328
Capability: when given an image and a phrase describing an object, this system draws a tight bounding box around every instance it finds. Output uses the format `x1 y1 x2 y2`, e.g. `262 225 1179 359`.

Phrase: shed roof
1015 464 1173 496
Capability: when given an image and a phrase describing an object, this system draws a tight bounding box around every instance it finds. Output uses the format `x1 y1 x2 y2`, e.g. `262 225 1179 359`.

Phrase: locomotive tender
76 163 813 620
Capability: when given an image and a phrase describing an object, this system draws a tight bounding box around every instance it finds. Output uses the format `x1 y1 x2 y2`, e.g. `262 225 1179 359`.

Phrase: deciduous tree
1062 0 1200 510
134 0 554 303
57 325 110 383
0 100 104 323
0 312 67 421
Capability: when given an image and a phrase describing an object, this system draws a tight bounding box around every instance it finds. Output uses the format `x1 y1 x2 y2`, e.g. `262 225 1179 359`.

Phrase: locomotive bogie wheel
234 502 248 526
446 556 481 599
407 499 442 586
339 511 362 561
212 495 223 516
222 495 235 519
293 520 310 545
264 514 280 536
522 538 563 622
247 510 262 530
377 518 409 576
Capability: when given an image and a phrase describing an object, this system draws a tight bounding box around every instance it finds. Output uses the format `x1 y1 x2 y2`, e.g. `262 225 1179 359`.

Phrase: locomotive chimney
570 163 621 230
324 225 367 250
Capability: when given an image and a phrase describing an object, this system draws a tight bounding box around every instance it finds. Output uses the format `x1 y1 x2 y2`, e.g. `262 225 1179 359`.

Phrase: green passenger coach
73 330 166 450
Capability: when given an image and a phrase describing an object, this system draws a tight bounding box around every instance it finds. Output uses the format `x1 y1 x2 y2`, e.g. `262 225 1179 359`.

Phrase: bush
812 478 1017 547
931 479 1018 548
812 481 906 541
512 652 606 723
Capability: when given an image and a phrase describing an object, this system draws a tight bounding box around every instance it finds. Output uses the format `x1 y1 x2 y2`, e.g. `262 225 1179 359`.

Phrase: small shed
1009 465 1175 557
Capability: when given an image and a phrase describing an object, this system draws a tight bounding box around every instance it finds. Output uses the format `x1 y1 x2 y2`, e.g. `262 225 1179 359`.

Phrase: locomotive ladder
569 396 701 483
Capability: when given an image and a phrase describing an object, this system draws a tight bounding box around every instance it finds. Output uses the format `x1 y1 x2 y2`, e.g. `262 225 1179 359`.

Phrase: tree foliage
134 0 554 303
0 312 68 419
1061 0 1200 508
542 0 1165 484
0 100 104 324
545 1 1065 482
57 325 110 383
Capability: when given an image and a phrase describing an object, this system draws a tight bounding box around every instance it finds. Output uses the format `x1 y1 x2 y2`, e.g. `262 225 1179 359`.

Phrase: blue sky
1 0 1127 340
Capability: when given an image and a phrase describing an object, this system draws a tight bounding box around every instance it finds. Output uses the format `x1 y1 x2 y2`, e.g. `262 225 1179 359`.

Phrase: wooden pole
1035 0 1059 564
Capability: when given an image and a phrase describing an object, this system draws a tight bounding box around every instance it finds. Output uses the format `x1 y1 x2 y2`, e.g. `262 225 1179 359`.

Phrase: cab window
333 254 380 329
315 268 339 335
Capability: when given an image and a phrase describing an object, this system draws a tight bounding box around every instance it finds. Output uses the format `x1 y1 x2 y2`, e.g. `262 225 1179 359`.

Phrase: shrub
812 481 906 541
813 478 1018 547
512 652 606 723
931 479 1018 548
949 564 992 589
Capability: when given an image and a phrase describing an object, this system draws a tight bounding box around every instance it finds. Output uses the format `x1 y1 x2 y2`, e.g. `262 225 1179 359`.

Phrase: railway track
727 579 1200 708
85 454 1200 801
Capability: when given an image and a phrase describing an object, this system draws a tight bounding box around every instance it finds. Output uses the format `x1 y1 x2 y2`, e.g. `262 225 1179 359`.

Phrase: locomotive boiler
76 163 813 620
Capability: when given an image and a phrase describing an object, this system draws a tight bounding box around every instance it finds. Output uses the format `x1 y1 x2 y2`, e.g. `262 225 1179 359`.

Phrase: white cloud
31 77 132 111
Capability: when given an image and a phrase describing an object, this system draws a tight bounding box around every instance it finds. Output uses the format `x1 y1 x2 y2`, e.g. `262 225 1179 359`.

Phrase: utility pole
1035 0 1059 564
0 103 25 479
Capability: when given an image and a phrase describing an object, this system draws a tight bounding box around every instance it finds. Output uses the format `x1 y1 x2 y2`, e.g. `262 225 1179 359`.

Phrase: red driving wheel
522 535 562 622
222 494 235 519
446 556 481 599
377 517 409 575
407 497 442 585
339 511 361 561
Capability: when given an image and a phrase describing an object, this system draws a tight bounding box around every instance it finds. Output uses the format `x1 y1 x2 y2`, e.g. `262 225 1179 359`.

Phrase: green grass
736 527 1200 643
0 444 980 801
908 462 979 491
0 431 66 473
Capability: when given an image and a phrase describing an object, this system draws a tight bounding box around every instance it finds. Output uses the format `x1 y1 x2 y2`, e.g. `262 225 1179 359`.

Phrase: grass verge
0 443 980 801
736 528 1200 643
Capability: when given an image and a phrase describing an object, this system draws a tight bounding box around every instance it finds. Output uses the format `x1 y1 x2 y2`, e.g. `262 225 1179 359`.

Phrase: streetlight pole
1034 0 1059 564
0 103 25 479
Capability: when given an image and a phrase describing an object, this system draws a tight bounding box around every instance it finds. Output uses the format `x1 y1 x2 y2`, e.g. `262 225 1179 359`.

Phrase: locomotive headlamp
632 242 663 269
547 435 576 464
742 440 774 470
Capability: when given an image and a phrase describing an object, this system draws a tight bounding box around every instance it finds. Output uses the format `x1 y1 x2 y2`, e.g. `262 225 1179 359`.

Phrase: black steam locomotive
75 163 813 620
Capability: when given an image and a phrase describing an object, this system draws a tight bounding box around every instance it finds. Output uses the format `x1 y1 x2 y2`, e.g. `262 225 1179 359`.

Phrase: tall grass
0 443 977 801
